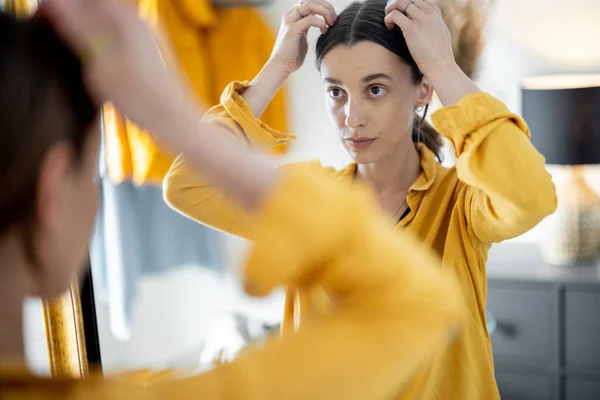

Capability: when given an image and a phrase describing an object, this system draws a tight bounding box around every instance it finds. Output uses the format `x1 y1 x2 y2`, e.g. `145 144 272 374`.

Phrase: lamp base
538 166 600 266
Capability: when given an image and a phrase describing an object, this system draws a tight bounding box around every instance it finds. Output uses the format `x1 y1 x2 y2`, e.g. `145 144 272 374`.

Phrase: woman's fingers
384 8 411 30
283 0 335 27
419 0 440 12
295 0 336 26
295 13 329 35
311 0 337 23
385 0 425 20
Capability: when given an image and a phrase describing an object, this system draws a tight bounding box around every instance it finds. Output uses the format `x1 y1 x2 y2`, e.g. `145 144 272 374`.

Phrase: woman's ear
36 142 73 243
416 76 434 107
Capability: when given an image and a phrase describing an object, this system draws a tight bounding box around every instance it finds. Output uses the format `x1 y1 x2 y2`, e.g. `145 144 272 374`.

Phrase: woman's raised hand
268 0 337 75
384 0 455 78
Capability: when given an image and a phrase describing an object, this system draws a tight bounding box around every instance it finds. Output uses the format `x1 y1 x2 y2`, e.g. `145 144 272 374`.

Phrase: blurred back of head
0 11 98 296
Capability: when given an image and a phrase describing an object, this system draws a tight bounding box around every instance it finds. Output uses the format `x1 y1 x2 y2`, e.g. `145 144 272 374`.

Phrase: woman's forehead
320 42 411 85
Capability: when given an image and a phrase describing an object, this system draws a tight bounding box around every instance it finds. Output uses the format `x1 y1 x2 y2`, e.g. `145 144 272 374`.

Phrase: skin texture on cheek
320 42 421 164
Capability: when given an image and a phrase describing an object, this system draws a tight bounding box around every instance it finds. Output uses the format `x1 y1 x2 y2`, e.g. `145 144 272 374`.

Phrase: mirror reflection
87 0 600 395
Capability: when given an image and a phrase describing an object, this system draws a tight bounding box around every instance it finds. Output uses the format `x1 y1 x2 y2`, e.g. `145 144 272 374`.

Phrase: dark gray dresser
487 244 600 400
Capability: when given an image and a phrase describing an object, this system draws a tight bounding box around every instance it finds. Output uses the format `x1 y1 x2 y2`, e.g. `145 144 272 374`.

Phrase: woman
0 0 464 399
164 0 558 398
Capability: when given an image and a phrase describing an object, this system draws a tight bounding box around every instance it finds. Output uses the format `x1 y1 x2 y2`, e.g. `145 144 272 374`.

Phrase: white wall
477 0 600 114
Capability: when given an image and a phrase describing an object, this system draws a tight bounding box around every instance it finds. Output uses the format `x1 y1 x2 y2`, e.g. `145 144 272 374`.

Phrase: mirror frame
43 278 90 378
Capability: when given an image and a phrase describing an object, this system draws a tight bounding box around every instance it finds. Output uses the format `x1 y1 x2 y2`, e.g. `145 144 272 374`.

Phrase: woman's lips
345 138 377 150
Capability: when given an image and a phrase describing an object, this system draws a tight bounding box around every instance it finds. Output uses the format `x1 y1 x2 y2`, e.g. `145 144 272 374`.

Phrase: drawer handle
486 311 517 337
486 310 497 334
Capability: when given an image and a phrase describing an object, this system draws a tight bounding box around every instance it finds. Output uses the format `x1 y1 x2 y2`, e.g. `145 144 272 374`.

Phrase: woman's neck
357 140 422 197
0 242 29 361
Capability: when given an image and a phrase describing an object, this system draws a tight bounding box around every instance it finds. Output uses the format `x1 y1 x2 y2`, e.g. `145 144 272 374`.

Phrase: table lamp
522 74 600 265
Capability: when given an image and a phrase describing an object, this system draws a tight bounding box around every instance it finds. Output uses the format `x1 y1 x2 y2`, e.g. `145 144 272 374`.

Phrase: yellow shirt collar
337 144 438 194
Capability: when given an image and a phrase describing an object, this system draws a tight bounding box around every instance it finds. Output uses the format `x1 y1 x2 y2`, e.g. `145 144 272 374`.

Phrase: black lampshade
522 75 600 166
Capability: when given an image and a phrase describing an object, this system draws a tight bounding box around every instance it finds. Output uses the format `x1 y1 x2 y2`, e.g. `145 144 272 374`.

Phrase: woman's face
320 41 433 164
34 124 101 298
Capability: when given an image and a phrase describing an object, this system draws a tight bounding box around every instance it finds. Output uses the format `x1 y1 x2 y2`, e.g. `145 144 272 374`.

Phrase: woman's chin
348 148 379 165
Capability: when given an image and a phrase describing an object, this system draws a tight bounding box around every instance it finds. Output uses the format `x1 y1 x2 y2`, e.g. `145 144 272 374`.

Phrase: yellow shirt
0 167 464 400
163 81 558 399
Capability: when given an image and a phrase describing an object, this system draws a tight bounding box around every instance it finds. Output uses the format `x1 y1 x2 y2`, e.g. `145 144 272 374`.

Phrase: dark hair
0 12 97 261
315 0 444 161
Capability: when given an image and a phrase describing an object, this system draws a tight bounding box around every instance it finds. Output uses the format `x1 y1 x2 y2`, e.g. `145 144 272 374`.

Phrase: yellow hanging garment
204 6 288 153
102 0 288 186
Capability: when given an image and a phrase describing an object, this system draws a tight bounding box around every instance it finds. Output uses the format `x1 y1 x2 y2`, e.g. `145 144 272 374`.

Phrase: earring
415 103 428 148
417 113 423 148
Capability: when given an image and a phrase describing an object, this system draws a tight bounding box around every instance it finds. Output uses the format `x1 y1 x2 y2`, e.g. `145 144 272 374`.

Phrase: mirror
87 157 285 373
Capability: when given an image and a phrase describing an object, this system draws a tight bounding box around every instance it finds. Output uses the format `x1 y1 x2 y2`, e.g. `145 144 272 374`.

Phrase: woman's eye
328 88 344 98
369 86 385 97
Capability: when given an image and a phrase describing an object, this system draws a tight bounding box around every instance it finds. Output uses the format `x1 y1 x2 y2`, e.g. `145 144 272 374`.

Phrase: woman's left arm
385 0 557 243
429 63 557 243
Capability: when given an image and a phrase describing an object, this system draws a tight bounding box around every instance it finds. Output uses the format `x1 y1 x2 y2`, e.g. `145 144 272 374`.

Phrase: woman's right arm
162 78 295 238
240 0 337 116
163 0 338 237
